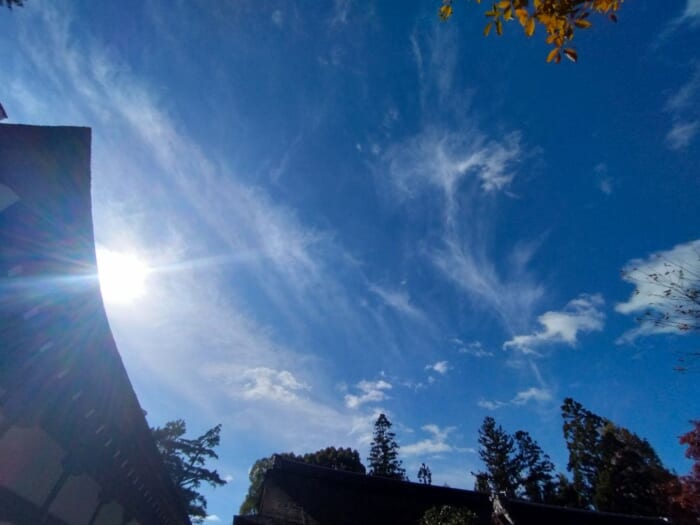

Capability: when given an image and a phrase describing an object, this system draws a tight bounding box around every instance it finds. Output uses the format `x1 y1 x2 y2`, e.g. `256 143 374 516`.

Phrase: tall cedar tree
474 416 519 497
561 397 605 508
562 398 676 516
368 413 407 480
513 430 556 502
151 420 226 523
473 417 554 501
418 463 433 485
240 447 366 515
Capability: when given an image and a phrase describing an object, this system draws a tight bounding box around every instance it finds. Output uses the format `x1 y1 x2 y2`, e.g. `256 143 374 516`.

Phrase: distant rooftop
234 456 671 525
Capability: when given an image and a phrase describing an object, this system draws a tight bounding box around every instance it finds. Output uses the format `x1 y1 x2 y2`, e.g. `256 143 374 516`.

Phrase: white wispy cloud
432 238 544 333
3 3 421 460
503 294 605 355
677 0 700 25
0 183 19 212
384 127 522 206
369 283 427 322
402 424 457 456
240 367 310 402
594 163 613 195
616 239 700 341
656 0 700 42
687 0 700 17
477 399 506 410
330 0 352 26
204 515 221 522
478 386 553 410
665 65 700 150
271 9 284 27
380 22 543 333
667 121 699 150
452 339 493 358
511 386 552 405
344 379 393 409
425 360 450 375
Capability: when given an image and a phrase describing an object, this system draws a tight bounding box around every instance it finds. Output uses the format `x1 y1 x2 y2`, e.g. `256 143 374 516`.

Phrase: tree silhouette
240 447 366 515
674 421 700 521
418 463 433 485
151 420 226 523
368 413 407 480
514 430 556 503
562 398 675 516
473 416 519 496
473 417 554 501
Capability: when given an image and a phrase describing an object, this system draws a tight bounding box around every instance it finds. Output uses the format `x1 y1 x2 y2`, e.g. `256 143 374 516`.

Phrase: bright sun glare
96 248 149 304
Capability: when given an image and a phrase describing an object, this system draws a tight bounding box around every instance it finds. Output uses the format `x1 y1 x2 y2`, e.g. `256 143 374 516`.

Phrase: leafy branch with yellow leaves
439 0 624 63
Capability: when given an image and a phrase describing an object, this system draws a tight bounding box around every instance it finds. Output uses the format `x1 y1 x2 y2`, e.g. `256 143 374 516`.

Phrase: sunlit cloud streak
345 379 393 409
504 294 605 355
1 3 413 456
478 386 553 411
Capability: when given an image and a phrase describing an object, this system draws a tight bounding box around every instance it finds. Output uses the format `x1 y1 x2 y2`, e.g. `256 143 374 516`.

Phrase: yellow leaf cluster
439 0 624 63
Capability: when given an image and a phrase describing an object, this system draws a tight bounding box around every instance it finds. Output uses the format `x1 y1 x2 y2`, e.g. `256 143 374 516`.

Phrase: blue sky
2 0 700 521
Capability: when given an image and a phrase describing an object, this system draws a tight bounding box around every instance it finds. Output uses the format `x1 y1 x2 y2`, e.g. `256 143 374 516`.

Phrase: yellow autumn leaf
525 17 535 36
484 22 493 36
574 18 592 28
496 0 510 8
496 18 503 35
439 4 453 21
515 7 528 25
546 47 560 63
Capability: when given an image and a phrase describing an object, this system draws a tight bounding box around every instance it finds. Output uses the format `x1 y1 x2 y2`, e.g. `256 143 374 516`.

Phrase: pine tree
151 420 226 523
561 397 605 508
368 413 407 480
473 416 520 497
514 430 556 503
418 463 433 485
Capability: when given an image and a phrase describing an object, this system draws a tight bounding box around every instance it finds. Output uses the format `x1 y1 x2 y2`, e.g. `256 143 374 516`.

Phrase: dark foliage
561 397 605 508
240 447 366 515
473 417 554 502
673 421 700 521
151 420 226 523
562 398 676 517
418 463 433 485
368 413 407 480
419 505 478 525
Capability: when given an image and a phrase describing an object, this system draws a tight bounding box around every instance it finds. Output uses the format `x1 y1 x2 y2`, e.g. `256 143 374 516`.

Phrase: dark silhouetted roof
234 456 671 525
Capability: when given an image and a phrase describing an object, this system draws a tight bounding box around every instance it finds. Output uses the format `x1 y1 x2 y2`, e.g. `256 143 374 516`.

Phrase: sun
96 248 149 304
